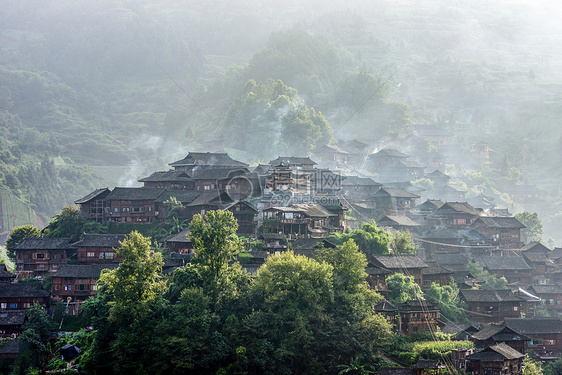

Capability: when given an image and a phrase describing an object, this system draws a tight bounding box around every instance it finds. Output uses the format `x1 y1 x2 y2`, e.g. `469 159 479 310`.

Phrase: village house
473 256 532 285
164 228 193 255
441 322 480 341
312 144 349 168
377 160 425 182
74 188 111 223
168 152 248 176
51 264 118 315
420 227 491 259
138 170 194 190
431 253 470 272
0 310 27 338
428 202 482 228
73 234 126 265
522 252 557 284
466 343 524 375
528 285 562 314
339 139 370 167
0 265 14 284
460 289 526 324
396 300 440 335
412 125 454 146
370 255 428 286
102 187 166 223
266 157 317 196
260 203 339 239
366 266 392 293
505 317 562 359
470 323 529 354
424 170 450 188
369 188 420 216
340 175 382 200
421 262 453 290
0 283 50 311
470 216 525 250
366 149 410 172
13 238 76 279
377 215 421 233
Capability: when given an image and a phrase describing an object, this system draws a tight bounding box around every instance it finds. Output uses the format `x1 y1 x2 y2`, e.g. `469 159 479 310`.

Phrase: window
476 307 481 312
87 252 95 258
132 206 142 212
503 307 509 312
0 303 6 309
204 185 211 190
114 208 118 212
514 306 518 311
413 327 418 332
148 206 152 212
99 252 115 260
75 284 89 291
64 284 72 291
23 303 30 308
92 285 99 291
33 253 49 259
55 285 60 290
9 304 17 309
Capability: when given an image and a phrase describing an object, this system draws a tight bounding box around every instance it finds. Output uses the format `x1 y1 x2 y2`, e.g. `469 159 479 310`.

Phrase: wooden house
366 149 409 172
370 255 428 286
103 187 166 223
460 289 526 323
396 300 440 335
266 157 317 195
0 310 27 338
470 216 525 250
366 266 392 293
51 264 118 315
522 252 557 284
429 202 482 227
412 125 453 146
138 170 194 190
471 323 529 354
424 170 451 187
420 228 491 258
377 160 425 182
466 343 524 375
370 188 420 216
473 256 532 285
441 322 480 340
74 188 111 223
163 228 193 255
169 152 248 176
0 265 15 284
504 317 562 358
0 283 50 311
377 215 421 233
431 253 470 272
340 139 370 167
13 238 76 279
421 262 453 290
528 285 562 314
224 201 258 235
312 144 349 168
73 234 126 265
374 300 398 325
340 175 382 200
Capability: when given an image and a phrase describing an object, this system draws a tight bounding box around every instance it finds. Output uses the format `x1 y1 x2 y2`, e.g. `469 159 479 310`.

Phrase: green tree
189 210 248 302
515 212 543 244
466 261 508 289
544 358 562 375
328 221 392 256
425 281 469 323
43 205 86 242
6 224 41 262
386 273 423 304
524 353 544 375
391 230 417 255
100 231 166 324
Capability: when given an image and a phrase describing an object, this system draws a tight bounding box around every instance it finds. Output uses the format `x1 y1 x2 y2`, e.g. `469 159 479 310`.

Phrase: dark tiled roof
370 149 409 158
13 238 74 250
341 175 382 187
522 242 550 254
314 144 350 154
523 253 552 264
54 264 117 278
252 164 271 174
366 266 392 276
548 248 562 260
291 238 337 251
436 202 481 216
471 323 529 341
460 289 524 303
0 339 21 355
372 255 428 269
372 188 420 199
411 360 445 369
473 216 525 229
397 300 437 311
394 161 424 169
423 262 453 276
378 368 416 375
291 203 335 218
138 170 191 183
375 300 398 312
0 310 26 326
466 343 524 361
74 188 110 204
0 283 50 298
378 215 420 227
505 317 562 334
441 322 479 335
154 191 202 204
422 228 490 241
192 168 250 180
0 265 14 279
425 170 450 179
169 152 248 167
474 256 531 271
528 284 562 295
383 182 426 194
433 254 469 266
104 187 166 201
269 156 317 166
72 234 126 248
415 199 445 211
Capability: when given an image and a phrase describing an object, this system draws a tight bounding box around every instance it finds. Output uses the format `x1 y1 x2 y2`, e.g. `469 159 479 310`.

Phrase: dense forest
2 0 562 242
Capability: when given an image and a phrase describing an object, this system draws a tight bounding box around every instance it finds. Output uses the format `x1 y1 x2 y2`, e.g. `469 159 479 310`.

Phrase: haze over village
2 1 562 374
